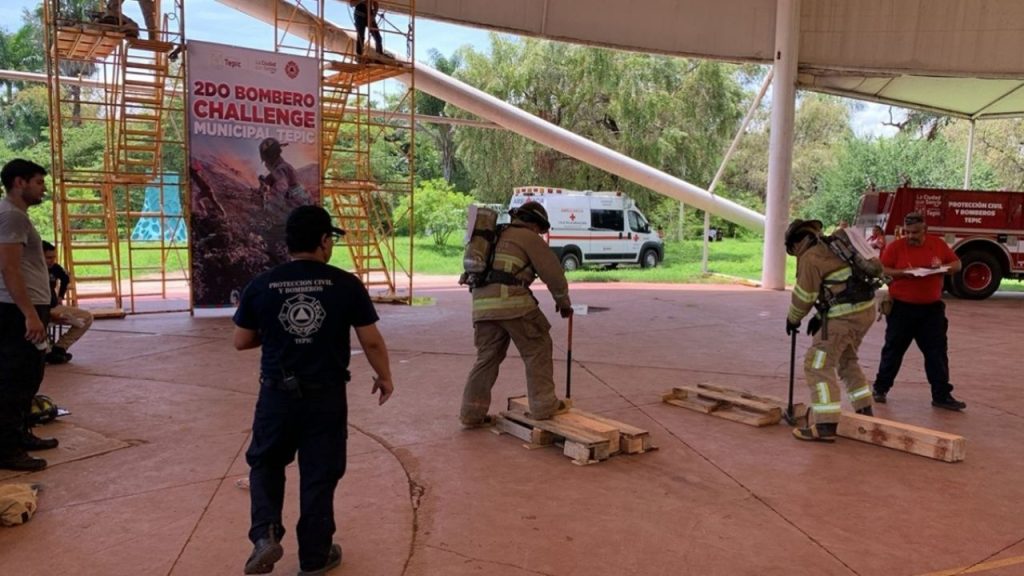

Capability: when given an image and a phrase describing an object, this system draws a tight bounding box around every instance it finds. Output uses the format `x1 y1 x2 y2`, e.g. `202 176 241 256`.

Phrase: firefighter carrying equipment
461 201 552 290
785 220 881 339
460 205 504 289
821 228 886 304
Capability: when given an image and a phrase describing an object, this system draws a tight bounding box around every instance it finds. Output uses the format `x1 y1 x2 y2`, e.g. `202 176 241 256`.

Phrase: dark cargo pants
246 382 348 572
0 304 50 457
461 308 561 423
873 299 954 401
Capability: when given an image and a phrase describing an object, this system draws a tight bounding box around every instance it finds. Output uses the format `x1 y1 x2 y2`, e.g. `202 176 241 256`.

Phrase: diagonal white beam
215 0 765 232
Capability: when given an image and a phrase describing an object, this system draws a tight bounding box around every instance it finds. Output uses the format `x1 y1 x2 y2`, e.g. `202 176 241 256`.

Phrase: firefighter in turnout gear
460 201 572 427
785 219 876 442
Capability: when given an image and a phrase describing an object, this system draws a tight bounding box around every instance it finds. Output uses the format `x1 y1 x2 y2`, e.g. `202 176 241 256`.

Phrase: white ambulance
509 187 664 270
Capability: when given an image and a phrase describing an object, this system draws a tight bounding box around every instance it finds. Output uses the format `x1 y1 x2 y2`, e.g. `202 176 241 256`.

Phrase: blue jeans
246 381 348 571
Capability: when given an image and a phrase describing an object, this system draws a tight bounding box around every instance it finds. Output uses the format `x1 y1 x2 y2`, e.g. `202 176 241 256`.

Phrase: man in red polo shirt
872 212 965 410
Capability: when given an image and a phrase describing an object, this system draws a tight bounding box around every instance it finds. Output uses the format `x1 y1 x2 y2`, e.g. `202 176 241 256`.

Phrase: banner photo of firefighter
186 40 321 307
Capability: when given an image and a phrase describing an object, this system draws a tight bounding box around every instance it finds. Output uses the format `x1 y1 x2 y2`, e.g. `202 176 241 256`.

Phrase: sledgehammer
783 329 798 425
566 311 574 399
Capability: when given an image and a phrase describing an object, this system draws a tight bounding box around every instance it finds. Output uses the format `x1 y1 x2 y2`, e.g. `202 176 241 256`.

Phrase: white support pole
963 119 976 189
703 69 774 274
761 0 801 290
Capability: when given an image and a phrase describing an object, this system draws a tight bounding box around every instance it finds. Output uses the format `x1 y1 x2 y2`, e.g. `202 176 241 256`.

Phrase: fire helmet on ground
30 395 58 425
511 201 551 233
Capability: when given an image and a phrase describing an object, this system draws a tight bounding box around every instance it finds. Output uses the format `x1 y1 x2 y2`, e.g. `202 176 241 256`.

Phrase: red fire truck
857 187 1024 300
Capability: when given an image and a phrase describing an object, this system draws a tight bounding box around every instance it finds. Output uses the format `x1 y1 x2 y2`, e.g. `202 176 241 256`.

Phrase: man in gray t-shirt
0 159 58 472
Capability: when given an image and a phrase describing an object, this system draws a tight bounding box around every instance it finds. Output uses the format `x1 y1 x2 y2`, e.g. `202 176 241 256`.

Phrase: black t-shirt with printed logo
233 259 379 385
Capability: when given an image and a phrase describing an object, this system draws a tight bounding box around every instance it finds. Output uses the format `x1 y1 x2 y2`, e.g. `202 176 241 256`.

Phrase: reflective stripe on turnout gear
472 293 536 312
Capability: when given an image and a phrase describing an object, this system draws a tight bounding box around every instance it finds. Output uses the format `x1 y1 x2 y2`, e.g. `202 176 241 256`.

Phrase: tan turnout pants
461 308 560 424
51 305 94 350
804 307 875 425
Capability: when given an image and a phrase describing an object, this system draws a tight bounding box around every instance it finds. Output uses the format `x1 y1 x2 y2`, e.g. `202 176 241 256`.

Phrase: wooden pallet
494 397 654 465
662 383 805 427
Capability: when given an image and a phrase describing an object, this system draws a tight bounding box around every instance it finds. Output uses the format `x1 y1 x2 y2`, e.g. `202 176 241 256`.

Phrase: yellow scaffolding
273 0 416 303
43 0 190 315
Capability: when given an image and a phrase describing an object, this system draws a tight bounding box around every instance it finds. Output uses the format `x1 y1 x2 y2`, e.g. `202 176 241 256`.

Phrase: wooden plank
563 440 596 465
663 390 780 427
837 412 966 463
506 396 574 414
573 411 655 454
674 385 780 414
500 410 609 447
493 416 556 449
556 411 621 455
697 383 806 417
494 415 533 443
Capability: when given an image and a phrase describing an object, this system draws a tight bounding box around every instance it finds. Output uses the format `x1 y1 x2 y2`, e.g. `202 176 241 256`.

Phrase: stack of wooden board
495 397 654 465
662 383 805 427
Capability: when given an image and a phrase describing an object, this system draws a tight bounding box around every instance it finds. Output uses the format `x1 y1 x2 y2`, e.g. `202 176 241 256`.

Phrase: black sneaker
855 406 874 417
872 388 887 403
46 347 72 364
244 533 284 575
0 452 47 471
932 396 967 411
21 432 59 451
298 543 342 575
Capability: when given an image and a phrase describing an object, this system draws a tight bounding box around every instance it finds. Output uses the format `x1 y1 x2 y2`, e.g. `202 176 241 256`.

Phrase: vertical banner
186 41 320 307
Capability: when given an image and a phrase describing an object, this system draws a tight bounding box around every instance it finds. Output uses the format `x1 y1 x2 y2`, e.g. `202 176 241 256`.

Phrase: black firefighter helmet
510 201 551 233
784 218 823 255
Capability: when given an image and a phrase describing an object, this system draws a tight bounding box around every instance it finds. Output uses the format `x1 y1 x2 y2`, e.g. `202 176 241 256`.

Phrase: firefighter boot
792 422 838 442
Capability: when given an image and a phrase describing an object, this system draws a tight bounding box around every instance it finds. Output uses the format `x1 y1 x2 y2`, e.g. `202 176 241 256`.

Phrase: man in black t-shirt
233 204 394 575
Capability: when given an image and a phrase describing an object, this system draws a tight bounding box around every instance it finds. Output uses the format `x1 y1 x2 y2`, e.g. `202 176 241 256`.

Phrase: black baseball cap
286 205 345 245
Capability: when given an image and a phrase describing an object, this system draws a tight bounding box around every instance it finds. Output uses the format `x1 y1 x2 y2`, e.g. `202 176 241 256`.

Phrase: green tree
417 48 464 184
452 35 746 218
394 178 474 247
804 133 998 225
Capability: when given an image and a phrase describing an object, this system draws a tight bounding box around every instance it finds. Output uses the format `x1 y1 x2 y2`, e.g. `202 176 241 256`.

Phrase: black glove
807 316 822 336
785 319 800 336
557 303 573 318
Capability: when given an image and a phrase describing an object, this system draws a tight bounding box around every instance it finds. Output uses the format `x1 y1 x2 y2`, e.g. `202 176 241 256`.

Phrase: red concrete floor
0 278 1021 576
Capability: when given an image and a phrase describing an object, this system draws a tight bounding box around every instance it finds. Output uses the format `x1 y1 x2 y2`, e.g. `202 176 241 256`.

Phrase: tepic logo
224 58 242 69
285 61 300 79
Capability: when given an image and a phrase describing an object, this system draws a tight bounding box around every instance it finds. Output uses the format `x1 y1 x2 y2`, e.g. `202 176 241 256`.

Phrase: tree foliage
394 178 474 247
452 35 746 219
803 134 998 225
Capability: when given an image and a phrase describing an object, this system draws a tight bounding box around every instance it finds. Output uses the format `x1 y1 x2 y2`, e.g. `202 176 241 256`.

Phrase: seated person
868 225 887 254
42 242 93 364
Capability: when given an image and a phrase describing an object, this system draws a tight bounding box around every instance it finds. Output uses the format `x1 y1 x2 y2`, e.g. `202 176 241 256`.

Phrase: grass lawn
328 235 796 283
72 237 1024 293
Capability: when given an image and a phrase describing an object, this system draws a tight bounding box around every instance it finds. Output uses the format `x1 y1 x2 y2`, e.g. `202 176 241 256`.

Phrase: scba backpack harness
815 228 887 338
459 206 529 290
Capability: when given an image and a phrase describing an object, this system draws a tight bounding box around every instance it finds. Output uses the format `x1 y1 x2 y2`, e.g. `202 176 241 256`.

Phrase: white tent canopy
414 0 1024 119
